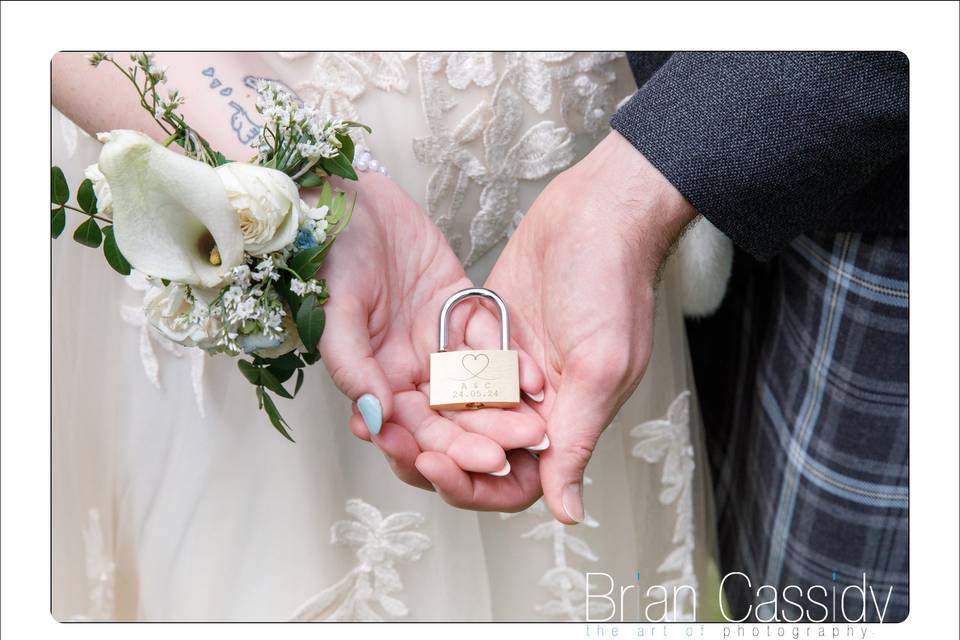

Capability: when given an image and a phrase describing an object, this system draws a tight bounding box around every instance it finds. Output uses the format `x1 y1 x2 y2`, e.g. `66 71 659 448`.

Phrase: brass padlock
429 288 520 411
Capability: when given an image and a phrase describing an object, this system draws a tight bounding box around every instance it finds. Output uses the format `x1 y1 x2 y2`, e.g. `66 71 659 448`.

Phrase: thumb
539 378 611 524
319 297 394 438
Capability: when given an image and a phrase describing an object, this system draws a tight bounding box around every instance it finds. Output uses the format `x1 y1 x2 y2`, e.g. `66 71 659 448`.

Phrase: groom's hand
419 132 696 522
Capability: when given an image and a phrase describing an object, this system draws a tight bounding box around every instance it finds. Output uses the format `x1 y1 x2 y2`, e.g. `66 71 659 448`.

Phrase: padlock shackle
438 287 510 352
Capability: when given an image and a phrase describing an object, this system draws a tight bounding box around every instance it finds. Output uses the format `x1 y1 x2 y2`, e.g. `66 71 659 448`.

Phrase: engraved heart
201 67 215 77
461 353 490 378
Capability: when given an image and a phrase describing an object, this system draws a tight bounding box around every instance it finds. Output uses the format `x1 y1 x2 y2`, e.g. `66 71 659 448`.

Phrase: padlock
429 288 520 410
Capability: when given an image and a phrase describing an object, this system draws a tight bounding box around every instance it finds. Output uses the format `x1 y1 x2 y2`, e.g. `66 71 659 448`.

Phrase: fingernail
489 461 511 477
357 394 382 436
525 389 545 403
526 434 550 452
562 483 584 523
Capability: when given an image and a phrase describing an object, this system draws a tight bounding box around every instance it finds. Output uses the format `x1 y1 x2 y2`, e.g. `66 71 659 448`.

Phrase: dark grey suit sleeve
611 52 909 260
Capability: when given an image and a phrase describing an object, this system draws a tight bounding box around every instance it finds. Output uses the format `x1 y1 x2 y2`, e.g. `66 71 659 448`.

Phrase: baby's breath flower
289 277 324 297
87 52 111 67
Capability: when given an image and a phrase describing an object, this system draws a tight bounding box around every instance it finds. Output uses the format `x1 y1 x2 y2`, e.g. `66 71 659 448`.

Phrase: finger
415 449 542 512
392 390 508 474
320 296 394 436
349 411 372 442
464 304 545 396
372 421 434 491
440 402 547 450
538 377 612 524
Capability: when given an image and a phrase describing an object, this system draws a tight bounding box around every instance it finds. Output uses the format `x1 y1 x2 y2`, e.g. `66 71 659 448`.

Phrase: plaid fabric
687 231 909 622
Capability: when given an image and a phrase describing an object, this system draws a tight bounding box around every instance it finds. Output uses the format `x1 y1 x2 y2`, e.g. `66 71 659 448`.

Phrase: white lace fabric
52 53 719 622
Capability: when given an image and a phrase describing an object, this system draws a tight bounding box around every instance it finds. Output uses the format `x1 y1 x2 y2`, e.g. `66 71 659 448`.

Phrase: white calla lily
98 130 244 287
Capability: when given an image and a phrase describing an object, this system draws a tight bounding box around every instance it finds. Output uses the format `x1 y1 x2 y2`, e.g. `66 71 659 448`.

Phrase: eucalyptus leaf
260 368 294 399
294 369 305 395
51 167 69 205
51 207 66 239
238 359 261 385
259 388 295 442
102 226 132 275
77 178 98 214
295 294 326 354
73 218 102 248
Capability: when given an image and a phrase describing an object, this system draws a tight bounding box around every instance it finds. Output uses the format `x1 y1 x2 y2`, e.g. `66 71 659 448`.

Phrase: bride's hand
318 172 546 507
415 132 696 521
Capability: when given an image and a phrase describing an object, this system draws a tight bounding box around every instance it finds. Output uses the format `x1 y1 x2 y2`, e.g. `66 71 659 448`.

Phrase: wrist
588 131 697 277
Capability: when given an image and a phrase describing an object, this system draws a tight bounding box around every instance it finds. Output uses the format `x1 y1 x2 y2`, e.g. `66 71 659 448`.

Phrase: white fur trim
674 217 734 317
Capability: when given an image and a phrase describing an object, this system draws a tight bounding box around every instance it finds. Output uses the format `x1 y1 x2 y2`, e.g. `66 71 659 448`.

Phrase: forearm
53 52 277 160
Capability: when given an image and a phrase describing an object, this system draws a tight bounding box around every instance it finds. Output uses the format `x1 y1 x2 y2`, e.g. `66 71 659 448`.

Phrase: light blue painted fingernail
357 394 382 435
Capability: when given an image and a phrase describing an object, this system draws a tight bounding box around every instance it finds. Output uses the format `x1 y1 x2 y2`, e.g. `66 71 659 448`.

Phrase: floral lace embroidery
500 478 612 621
630 390 698 622
120 271 206 416
290 499 431 622
282 52 623 265
282 52 414 129
414 52 623 264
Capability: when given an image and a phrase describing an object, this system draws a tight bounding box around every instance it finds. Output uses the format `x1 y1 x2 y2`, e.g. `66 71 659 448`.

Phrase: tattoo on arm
200 67 304 147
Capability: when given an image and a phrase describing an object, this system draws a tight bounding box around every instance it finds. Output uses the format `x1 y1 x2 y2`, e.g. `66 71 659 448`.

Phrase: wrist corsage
51 52 370 440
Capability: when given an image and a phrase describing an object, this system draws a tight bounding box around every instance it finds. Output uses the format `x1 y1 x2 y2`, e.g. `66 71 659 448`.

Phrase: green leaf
337 132 355 164
51 167 69 205
238 359 261 385
300 351 320 365
288 245 329 281
295 294 326 354
266 365 296 384
161 278 171 287
317 181 333 207
51 207 66 239
213 151 232 166
296 171 324 188
343 121 373 134
73 217 102 248
258 388 295 442
320 152 358 181
260 367 294 399
328 190 347 224
263 352 305 370
102 226 131 275
77 178 98 214
294 369 305 395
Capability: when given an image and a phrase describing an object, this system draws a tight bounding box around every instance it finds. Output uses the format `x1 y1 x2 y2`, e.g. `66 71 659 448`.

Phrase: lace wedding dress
53 52 724 622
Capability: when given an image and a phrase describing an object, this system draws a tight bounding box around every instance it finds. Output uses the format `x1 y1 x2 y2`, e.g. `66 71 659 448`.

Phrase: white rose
216 162 300 256
143 283 220 348
83 163 113 216
98 130 245 288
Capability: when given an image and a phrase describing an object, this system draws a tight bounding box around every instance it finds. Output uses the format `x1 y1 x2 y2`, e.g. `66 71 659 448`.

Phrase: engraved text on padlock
429 288 520 410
